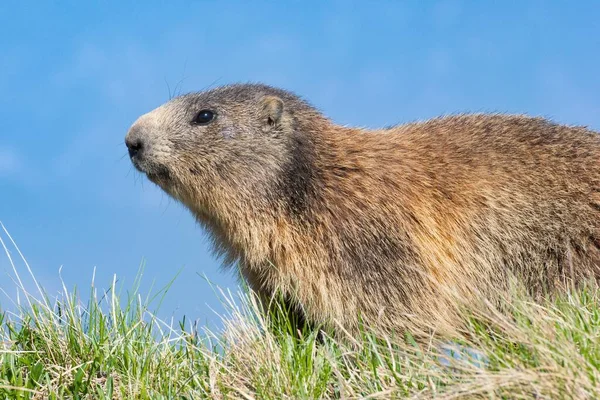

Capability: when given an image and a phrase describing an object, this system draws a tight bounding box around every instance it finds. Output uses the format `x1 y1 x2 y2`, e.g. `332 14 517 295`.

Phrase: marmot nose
125 137 144 158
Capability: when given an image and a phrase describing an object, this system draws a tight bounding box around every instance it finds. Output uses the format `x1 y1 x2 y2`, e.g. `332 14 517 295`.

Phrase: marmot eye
192 109 215 125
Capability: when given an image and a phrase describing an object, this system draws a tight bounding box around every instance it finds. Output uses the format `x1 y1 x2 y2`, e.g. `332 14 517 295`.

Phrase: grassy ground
1 230 600 399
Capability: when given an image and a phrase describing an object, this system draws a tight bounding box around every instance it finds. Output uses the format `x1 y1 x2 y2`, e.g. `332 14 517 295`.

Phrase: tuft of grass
1 226 600 398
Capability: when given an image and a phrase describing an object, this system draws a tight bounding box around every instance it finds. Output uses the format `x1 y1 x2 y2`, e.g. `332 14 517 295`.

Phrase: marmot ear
260 96 284 127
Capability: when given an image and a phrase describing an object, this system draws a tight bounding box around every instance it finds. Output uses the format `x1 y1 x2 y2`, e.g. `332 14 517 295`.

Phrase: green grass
1 228 600 399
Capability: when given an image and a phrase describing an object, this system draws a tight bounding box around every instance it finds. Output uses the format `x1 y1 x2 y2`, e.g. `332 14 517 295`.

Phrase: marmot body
126 84 600 334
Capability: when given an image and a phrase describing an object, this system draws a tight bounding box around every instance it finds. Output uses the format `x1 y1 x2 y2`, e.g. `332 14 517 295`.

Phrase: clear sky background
1 1 599 328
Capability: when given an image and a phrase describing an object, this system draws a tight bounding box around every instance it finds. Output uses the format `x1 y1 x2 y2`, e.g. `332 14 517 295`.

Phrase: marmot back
125 83 600 335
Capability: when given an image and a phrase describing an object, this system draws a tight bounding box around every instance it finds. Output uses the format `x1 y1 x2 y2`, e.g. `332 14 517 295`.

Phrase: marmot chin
125 83 600 335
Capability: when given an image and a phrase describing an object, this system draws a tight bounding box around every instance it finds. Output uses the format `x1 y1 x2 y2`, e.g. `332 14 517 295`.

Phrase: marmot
125 83 600 335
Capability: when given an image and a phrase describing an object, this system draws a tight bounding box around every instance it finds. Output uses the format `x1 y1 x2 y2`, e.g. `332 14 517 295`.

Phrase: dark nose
125 136 144 158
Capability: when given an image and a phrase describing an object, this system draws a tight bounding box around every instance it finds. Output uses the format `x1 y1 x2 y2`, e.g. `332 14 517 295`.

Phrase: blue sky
1 1 599 328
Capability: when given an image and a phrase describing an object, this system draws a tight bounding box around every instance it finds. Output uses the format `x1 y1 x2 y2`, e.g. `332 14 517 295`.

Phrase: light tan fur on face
126 84 600 337
128 105 177 167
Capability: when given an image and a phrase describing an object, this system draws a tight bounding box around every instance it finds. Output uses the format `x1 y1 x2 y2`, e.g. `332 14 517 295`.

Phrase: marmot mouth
131 158 172 182
145 164 172 182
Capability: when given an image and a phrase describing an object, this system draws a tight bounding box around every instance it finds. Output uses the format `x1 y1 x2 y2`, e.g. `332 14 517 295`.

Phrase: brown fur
125 83 600 336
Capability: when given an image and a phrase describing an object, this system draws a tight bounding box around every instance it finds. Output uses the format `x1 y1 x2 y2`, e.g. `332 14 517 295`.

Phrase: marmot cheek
222 127 236 139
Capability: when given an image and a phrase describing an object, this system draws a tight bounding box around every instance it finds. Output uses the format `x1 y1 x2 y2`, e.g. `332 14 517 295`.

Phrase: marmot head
125 84 323 215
